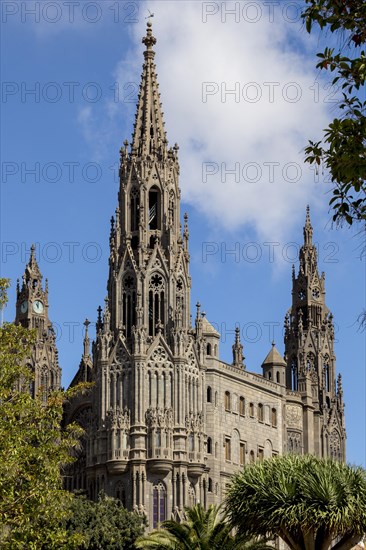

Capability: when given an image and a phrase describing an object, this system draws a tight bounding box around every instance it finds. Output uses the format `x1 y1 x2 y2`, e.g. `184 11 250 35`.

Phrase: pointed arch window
239 396 245 416
130 187 140 232
148 273 165 336
149 186 161 230
249 402 254 417
272 408 277 427
207 386 212 403
324 356 330 392
258 403 264 423
153 482 166 528
207 437 212 454
122 273 136 338
291 357 298 391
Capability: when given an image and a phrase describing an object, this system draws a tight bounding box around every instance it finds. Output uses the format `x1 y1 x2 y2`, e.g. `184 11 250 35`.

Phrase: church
14 22 346 529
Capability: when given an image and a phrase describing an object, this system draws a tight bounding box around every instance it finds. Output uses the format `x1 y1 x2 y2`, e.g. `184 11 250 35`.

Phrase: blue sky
1 1 365 467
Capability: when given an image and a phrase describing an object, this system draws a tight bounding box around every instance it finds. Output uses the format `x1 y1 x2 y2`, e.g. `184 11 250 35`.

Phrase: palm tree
225 454 366 550
135 503 270 550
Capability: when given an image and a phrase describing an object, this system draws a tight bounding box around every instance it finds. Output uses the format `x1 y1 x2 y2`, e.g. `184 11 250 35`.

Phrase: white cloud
121 1 333 243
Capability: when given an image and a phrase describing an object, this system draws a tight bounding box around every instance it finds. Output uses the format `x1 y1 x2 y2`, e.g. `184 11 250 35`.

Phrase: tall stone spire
131 21 167 159
284 207 345 459
299 205 317 276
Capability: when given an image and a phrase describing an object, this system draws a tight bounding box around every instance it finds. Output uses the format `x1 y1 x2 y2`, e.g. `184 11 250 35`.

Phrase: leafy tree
0 279 84 549
135 503 270 550
225 454 366 550
302 0 366 226
66 492 146 550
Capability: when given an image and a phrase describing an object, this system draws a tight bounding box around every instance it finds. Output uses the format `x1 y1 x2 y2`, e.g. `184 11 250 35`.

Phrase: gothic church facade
15 23 346 529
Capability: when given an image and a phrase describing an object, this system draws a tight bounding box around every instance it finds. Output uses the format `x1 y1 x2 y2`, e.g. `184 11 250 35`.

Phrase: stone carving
286 405 302 429
151 347 167 362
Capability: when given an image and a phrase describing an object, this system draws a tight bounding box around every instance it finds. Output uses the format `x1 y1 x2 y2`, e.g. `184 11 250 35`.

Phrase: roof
201 316 220 337
262 342 286 367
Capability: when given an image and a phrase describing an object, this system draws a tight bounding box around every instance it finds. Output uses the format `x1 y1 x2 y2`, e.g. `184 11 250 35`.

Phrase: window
249 402 254 417
149 186 161 230
272 408 277 427
214 442 218 458
148 273 165 336
207 437 212 454
207 386 212 403
258 403 264 422
122 273 136 338
130 188 140 231
276 371 280 383
258 448 264 461
249 450 255 463
224 391 231 411
291 357 298 391
153 483 166 528
225 438 231 461
240 443 245 466
239 396 245 416
208 478 213 492
207 343 212 356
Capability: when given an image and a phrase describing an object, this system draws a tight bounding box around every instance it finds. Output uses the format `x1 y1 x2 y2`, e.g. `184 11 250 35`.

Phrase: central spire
131 21 167 158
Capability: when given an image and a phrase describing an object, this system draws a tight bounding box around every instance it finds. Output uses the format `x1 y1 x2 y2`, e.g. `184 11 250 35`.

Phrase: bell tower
89 22 206 526
284 208 345 459
15 245 61 397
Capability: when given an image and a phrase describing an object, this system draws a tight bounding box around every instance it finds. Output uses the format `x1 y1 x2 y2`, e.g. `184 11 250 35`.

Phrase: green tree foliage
136 503 271 550
302 0 366 226
66 492 146 550
0 279 84 549
225 454 366 550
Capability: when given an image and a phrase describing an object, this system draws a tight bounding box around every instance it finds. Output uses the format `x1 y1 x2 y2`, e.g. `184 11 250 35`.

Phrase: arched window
148 273 165 336
224 391 231 411
130 187 140 231
258 403 264 422
240 442 245 465
249 402 254 417
291 357 298 390
276 371 280 383
122 273 136 338
225 437 231 461
207 437 212 454
272 408 277 427
153 482 166 528
239 396 245 416
268 371 272 380
207 386 212 403
189 433 194 452
324 356 330 392
149 186 161 230
207 343 212 356
208 478 213 492
249 450 255 463
214 442 218 458
115 483 126 507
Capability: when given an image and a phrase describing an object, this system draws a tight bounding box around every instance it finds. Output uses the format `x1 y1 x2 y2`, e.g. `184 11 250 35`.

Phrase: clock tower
284 208 346 459
15 244 61 397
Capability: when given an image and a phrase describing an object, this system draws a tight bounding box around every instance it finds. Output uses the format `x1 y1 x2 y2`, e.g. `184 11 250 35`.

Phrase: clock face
20 301 28 313
312 288 320 299
298 289 306 300
33 300 44 314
